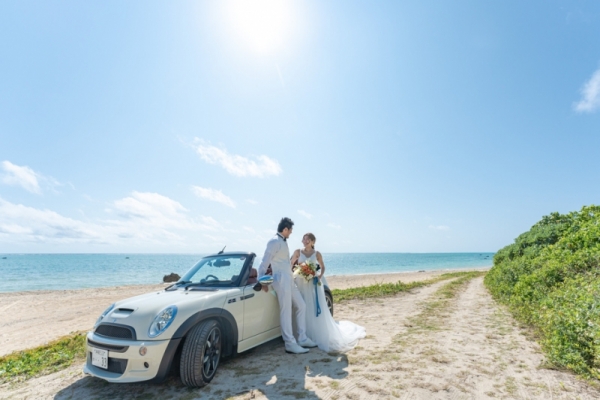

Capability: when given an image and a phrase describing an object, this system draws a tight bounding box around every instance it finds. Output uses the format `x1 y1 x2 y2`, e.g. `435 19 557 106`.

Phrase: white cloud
1 161 42 194
327 223 341 229
0 161 61 194
192 186 236 208
246 199 258 205
298 209 312 219
574 68 600 113
0 192 232 251
429 225 450 231
0 197 105 243
194 140 282 178
113 191 191 228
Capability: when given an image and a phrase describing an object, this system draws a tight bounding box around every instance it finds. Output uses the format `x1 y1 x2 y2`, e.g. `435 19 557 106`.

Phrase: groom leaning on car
258 217 317 354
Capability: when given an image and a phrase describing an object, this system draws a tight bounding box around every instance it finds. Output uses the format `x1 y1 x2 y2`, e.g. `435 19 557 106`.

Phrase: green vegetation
332 270 483 302
484 205 600 380
0 332 86 383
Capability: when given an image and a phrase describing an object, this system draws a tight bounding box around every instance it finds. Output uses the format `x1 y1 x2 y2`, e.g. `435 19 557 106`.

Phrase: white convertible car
83 252 334 387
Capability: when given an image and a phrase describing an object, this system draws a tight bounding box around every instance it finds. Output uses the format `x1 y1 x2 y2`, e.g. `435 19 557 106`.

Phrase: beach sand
0 268 486 357
2 267 600 399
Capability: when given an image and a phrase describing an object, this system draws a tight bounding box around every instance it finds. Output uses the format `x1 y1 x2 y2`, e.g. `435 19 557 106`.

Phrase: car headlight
148 306 178 338
95 303 115 327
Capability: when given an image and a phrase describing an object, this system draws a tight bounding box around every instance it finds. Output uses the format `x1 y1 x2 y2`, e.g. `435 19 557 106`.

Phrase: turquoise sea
0 253 494 293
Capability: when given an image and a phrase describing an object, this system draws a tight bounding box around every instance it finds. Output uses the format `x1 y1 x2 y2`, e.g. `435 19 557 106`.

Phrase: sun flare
228 0 292 53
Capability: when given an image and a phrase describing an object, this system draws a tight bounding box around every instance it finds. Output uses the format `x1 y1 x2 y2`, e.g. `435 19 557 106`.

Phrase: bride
290 233 366 352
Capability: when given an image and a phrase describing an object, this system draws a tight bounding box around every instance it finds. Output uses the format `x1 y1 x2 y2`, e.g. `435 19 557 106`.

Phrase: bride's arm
290 249 300 271
316 251 325 278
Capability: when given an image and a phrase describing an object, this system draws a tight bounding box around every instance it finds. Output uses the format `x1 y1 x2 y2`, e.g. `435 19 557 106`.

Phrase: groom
258 217 317 354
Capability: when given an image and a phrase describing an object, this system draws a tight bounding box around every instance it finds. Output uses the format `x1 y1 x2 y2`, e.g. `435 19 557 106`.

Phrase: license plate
91 347 108 369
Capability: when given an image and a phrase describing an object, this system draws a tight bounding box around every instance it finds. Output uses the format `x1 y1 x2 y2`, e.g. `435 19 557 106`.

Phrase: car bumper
82 331 173 383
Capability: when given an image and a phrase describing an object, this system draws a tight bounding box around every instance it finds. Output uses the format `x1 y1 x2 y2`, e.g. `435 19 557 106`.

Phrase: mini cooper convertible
83 252 334 387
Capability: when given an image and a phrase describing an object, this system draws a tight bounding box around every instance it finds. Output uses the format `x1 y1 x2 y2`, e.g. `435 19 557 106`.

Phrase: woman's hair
304 233 316 249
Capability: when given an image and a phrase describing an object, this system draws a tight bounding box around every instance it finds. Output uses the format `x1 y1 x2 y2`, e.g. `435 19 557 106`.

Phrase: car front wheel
180 319 222 387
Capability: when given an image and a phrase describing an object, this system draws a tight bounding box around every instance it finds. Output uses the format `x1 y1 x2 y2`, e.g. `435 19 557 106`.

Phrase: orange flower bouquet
293 259 321 286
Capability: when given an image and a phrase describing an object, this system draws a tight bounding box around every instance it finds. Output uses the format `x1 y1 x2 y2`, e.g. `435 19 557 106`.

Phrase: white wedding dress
295 251 366 352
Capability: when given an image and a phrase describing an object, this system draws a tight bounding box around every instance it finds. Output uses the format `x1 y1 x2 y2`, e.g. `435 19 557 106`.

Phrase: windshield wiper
165 280 191 291
184 281 228 290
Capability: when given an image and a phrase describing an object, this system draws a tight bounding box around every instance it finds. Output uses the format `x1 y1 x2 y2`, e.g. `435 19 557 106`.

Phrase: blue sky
1 1 599 254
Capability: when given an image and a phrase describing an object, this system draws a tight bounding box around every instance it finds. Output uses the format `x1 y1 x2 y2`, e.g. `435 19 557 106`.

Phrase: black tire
325 290 334 317
180 319 222 388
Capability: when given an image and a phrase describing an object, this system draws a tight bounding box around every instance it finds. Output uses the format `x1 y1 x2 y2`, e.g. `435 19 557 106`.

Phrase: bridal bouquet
294 260 321 286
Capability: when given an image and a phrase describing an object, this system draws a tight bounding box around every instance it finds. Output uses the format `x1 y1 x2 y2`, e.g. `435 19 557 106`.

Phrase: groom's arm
258 238 279 277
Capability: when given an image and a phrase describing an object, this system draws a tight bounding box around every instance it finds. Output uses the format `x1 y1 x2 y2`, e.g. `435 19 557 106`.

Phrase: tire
180 319 222 388
325 290 334 317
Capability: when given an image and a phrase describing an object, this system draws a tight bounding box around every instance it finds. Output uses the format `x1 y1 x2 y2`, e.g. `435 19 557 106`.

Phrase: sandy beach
0 268 482 357
3 267 600 399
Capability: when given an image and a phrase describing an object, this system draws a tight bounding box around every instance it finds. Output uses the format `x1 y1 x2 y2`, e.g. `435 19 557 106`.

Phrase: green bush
484 205 600 379
538 274 600 379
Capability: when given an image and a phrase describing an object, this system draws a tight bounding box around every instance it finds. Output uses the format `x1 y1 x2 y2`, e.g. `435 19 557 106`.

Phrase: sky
1 1 599 254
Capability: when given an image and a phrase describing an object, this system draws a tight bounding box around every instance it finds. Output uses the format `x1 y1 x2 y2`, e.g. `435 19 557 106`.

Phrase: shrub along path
2 275 599 399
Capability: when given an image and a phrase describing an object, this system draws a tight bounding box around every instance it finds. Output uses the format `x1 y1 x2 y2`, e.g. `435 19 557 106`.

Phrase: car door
222 287 245 338
241 284 280 340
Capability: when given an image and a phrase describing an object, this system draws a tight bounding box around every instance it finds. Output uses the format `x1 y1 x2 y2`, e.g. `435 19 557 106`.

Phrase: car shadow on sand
55 338 348 400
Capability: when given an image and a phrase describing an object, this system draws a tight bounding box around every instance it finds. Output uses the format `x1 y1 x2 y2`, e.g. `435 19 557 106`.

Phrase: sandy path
2 275 599 399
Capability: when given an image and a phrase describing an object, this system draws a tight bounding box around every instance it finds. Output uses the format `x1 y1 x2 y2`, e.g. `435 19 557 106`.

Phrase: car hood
95 287 232 341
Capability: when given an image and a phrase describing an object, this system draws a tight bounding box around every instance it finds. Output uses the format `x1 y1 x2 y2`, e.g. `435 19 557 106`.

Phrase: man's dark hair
277 217 294 233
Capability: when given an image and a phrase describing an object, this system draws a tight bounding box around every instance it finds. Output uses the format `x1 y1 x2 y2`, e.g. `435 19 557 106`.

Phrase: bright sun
228 0 292 53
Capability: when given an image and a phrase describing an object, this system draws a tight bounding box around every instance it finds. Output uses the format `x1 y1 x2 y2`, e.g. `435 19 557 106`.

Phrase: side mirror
258 276 274 285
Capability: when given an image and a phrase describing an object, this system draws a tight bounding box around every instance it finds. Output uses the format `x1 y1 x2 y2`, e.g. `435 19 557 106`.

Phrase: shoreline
0 267 489 357
0 266 492 295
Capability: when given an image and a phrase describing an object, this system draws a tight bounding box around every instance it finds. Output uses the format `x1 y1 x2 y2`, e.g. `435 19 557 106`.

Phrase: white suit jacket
258 233 290 278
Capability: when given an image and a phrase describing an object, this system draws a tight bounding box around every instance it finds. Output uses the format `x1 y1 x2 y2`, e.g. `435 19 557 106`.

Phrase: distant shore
0 267 489 357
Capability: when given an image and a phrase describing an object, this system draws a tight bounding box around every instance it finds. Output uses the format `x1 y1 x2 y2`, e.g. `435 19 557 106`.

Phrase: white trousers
272 272 307 344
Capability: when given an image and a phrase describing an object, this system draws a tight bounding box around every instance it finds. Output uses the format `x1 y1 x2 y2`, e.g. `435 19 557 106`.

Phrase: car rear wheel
180 319 222 387
325 290 334 316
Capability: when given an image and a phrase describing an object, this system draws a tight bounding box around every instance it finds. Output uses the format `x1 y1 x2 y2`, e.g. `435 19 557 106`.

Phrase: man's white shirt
258 233 290 277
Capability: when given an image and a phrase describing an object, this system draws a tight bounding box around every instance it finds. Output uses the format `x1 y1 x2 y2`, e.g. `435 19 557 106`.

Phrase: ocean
0 253 494 293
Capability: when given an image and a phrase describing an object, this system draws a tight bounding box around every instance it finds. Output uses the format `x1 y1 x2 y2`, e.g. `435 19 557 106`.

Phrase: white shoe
298 338 318 348
285 342 309 354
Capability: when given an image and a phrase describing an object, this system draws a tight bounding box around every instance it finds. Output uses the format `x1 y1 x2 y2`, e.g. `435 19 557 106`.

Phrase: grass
331 271 485 303
0 331 86 383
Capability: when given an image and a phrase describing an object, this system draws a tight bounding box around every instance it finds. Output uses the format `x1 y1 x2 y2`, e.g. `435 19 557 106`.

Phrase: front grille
88 339 129 353
95 323 136 340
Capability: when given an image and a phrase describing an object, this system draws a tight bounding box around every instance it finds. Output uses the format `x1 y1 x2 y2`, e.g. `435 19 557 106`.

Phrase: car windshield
179 255 248 287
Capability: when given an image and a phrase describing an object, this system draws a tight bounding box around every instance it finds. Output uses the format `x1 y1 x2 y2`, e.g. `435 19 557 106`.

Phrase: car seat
246 268 258 285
